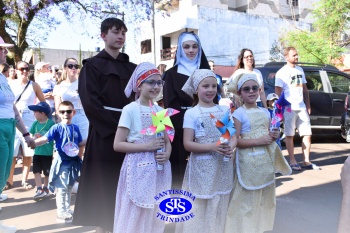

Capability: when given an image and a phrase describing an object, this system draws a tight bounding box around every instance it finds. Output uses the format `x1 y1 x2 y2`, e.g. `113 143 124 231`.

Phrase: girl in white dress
176 69 237 233
113 62 172 233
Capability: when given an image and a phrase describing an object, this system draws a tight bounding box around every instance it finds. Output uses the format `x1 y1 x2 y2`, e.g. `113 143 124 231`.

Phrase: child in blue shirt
32 100 86 223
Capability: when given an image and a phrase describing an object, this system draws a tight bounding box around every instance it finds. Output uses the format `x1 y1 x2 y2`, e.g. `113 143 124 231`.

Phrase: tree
279 0 350 65
0 0 172 63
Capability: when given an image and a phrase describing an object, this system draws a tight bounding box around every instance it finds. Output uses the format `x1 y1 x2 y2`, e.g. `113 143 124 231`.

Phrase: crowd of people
0 16 348 233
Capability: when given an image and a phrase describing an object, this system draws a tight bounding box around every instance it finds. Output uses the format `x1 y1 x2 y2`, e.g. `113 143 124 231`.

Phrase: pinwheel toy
210 110 236 161
140 101 179 170
140 101 179 141
270 91 291 130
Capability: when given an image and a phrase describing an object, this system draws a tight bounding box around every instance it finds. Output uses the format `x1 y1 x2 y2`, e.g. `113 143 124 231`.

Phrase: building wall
26 48 97 68
180 0 318 23
180 0 228 10
198 6 309 66
131 4 310 68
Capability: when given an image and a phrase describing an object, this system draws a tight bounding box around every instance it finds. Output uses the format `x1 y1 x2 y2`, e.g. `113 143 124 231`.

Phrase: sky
42 10 105 52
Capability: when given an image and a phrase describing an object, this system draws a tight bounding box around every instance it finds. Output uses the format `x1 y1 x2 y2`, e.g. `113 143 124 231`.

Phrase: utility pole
152 0 157 64
122 12 126 53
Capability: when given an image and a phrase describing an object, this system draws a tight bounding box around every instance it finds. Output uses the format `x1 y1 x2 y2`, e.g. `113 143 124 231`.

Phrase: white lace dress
175 105 234 233
113 103 172 233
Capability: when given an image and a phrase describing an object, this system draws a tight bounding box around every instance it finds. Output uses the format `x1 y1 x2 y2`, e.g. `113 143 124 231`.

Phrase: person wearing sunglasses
31 100 86 223
225 73 291 233
53 58 88 161
5 61 45 192
73 18 136 233
34 61 56 120
226 48 267 108
0 37 35 233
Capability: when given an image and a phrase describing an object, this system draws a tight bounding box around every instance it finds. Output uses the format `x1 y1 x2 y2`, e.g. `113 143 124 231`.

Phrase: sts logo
159 197 192 215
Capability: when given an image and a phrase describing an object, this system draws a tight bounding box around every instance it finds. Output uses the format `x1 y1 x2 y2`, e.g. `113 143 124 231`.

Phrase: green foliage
279 0 350 65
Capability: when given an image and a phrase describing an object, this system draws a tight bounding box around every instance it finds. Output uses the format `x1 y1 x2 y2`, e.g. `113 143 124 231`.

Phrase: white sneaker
71 182 79 194
56 212 73 223
16 157 23 165
0 194 8 202
0 222 17 233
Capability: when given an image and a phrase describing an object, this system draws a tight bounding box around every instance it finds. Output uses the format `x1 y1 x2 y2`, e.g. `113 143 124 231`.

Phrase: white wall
126 4 310 67
29 48 97 68
180 0 228 10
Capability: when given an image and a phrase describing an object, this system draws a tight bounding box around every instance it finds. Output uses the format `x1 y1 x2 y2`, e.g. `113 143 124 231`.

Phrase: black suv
257 62 350 137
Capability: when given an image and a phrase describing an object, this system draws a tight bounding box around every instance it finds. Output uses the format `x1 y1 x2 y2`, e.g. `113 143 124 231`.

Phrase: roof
215 65 235 78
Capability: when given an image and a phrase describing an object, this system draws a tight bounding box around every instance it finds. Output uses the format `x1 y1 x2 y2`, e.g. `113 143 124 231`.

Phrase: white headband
237 73 259 90
182 69 216 98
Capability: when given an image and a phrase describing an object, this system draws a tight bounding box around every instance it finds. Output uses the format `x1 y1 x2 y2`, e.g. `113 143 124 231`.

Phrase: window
305 71 323 91
162 37 170 49
265 72 276 86
141 39 152 54
327 72 350 93
287 0 298 7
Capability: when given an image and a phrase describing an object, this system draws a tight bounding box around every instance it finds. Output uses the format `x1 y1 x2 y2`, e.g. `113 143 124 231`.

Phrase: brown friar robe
73 50 136 232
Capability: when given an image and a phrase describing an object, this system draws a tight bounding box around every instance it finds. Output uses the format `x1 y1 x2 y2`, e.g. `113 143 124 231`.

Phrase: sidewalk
0 141 347 233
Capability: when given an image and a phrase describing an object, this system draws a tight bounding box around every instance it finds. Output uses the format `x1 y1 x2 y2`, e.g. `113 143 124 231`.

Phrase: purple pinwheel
270 91 291 130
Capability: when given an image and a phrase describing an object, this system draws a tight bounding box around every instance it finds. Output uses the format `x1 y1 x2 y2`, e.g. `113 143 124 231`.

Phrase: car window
327 72 350 93
304 71 323 91
266 72 276 86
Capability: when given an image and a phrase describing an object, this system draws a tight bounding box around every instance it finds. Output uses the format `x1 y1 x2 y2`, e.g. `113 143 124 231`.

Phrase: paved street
0 138 348 233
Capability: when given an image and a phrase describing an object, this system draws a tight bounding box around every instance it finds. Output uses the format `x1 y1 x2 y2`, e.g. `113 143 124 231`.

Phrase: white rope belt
103 106 123 112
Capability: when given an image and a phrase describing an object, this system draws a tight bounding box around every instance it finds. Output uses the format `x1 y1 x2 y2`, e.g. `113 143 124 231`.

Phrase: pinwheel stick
156 132 165 170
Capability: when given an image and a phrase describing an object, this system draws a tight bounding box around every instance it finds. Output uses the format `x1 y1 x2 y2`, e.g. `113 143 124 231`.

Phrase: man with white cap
34 61 56 119
0 35 32 233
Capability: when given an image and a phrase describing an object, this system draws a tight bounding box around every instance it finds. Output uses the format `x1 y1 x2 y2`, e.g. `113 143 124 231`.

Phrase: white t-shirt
36 73 56 108
0 74 15 118
183 105 229 138
233 107 270 134
118 101 164 142
53 80 82 109
227 68 263 101
275 65 307 110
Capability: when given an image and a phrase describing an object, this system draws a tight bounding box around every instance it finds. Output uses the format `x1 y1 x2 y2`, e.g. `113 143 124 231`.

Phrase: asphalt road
0 136 348 233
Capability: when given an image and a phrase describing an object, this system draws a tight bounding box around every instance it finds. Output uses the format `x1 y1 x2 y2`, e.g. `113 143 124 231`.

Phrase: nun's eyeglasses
142 80 165 87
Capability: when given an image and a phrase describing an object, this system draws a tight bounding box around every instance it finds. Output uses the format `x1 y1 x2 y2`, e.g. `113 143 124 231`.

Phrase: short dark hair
101 18 127 34
15 61 29 69
59 100 74 109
